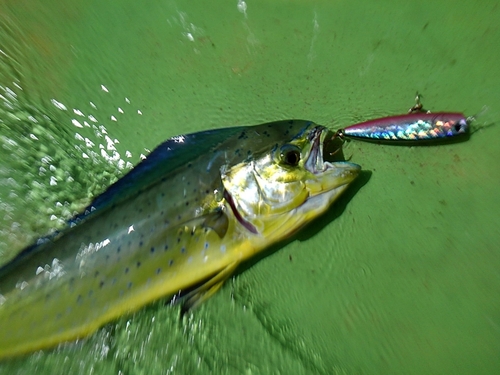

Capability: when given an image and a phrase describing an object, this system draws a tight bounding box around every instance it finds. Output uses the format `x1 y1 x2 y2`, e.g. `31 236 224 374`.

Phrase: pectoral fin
181 261 239 314
202 209 229 239
177 208 228 239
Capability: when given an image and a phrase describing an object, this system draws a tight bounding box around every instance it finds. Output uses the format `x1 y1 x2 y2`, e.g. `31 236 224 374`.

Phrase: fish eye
280 144 301 166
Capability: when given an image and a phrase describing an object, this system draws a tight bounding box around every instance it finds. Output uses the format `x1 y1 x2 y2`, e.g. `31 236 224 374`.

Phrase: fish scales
0 126 247 355
0 120 361 358
0 153 234 355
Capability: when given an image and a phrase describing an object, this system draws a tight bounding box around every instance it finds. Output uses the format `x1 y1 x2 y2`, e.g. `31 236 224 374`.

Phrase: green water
0 0 499 374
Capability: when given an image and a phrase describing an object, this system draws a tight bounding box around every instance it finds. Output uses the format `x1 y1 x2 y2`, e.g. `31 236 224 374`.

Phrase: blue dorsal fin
0 126 246 275
72 126 246 222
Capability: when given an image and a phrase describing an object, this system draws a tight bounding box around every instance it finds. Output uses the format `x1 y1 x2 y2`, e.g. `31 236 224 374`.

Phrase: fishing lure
338 112 470 142
336 95 471 144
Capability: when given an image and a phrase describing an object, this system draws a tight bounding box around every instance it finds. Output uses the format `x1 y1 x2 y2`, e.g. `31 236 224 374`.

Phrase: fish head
221 122 361 240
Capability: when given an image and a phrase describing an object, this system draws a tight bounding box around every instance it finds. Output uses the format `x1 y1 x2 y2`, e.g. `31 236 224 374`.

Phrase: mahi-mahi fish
0 120 360 359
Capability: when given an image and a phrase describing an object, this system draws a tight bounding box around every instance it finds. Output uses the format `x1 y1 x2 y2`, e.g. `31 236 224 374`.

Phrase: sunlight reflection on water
0 29 147 261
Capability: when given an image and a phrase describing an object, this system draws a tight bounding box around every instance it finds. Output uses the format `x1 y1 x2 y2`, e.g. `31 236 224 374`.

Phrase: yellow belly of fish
0 217 251 359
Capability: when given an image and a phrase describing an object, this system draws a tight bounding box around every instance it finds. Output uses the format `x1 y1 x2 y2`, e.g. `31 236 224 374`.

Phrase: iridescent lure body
340 112 469 143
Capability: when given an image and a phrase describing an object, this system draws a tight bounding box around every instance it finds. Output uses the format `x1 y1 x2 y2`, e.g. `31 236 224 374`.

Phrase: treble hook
408 92 430 114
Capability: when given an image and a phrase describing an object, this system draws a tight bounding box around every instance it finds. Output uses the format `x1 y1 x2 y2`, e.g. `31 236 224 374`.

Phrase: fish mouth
305 126 361 177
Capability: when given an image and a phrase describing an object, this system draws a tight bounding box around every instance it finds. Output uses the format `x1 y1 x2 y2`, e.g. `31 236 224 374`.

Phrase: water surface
0 1 499 374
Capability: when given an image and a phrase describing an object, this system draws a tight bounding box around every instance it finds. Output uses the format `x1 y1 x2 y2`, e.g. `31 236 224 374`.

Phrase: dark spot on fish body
125 267 129 274
150 247 156 253
169 260 174 266
188 163 192 168
164 244 169 251
128 282 133 289
156 268 161 274
117 246 121 253
94 271 100 278
99 281 105 288
137 261 141 268
139 241 144 247
181 247 186 254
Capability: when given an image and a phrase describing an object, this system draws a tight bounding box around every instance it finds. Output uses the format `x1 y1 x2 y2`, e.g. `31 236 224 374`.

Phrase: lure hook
328 129 346 156
408 92 430 114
